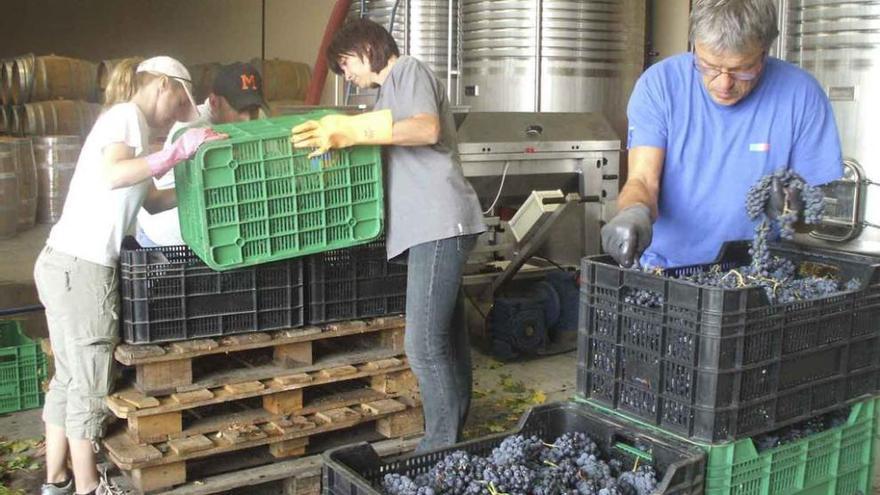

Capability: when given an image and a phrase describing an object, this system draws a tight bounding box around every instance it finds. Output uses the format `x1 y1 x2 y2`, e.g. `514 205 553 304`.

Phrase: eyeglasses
693 52 766 81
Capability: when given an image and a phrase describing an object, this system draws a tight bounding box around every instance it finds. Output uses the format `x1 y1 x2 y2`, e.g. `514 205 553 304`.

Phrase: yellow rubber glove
290 110 393 158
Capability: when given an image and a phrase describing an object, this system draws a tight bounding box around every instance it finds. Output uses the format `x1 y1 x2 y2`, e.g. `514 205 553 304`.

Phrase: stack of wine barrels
250 58 311 115
188 59 312 113
1 54 102 138
33 135 80 224
0 136 38 231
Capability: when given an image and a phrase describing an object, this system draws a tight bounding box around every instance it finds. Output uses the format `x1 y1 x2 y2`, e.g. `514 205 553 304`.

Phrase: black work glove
601 204 653 268
766 176 804 221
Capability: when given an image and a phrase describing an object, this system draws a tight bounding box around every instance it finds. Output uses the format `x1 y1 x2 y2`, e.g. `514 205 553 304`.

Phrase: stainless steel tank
460 0 625 116
783 0 880 255
348 0 459 100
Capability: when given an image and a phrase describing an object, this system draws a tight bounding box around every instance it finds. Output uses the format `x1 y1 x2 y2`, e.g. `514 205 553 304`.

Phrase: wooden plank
377 407 424 438
108 358 409 419
112 436 421 495
274 373 312 386
371 369 418 395
129 411 183 444
361 399 407 416
132 461 186 493
175 388 385 441
275 327 322 339
315 407 361 424
319 365 357 378
282 473 321 495
104 433 163 465
220 332 272 346
263 389 303 415
171 389 214 404
217 424 268 445
114 389 161 409
223 381 265 394
136 360 193 395
151 454 324 495
116 343 166 362
176 348 402 392
115 317 405 366
168 435 213 456
170 339 218 354
359 357 404 371
380 327 406 352
275 341 313 367
268 437 309 458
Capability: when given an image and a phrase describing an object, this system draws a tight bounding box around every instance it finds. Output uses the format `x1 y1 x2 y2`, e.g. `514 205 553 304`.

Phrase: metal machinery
455 112 620 358
346 0 460 105
779 1 880 255
459 0 637 140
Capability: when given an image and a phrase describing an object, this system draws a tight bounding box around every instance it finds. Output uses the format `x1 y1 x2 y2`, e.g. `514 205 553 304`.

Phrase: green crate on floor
0 320 48 415
576 397 879 495
174 112 385 271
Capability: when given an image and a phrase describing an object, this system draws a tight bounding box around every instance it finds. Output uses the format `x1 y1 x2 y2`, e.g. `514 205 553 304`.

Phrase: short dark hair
326 18 400 75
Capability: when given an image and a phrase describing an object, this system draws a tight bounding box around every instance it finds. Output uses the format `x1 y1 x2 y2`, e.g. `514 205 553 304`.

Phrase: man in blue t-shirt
601 0 843 269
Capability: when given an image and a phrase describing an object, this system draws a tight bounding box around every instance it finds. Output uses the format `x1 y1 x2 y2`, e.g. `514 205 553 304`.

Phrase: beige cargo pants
33 245 119 441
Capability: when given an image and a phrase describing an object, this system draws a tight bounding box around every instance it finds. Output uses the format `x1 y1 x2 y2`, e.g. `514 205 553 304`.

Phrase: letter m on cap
241 74 257 90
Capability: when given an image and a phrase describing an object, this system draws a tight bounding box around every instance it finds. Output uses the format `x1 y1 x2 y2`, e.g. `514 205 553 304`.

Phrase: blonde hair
103 57 158 107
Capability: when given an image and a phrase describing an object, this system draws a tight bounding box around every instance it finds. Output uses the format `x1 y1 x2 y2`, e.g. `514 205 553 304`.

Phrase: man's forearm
617 178 659 219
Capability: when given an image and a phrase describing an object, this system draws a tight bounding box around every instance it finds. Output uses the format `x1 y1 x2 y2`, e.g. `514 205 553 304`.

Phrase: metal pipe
261 0 266 62
534 0 543 112
305 0 354 105
447 0 454 101
0 304 44 317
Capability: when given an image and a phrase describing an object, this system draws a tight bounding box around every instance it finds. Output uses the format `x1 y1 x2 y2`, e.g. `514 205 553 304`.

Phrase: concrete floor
1 225 878 494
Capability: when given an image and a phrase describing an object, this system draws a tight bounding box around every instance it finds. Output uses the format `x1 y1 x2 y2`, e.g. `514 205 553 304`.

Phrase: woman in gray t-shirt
291 18 486 452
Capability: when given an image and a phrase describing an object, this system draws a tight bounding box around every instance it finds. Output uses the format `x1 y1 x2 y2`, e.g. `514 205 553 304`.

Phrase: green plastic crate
0 320 48 415
576 397 879 495
174 112 384 271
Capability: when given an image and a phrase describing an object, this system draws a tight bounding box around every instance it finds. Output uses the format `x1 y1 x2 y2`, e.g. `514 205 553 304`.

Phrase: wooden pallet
109 362 419 444
106 397 424 492
110 435 421 495
114 316 406 395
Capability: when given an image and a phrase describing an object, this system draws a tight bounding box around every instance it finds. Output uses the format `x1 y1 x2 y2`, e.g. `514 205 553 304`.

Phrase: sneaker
95 469 128 495
40 478 74 495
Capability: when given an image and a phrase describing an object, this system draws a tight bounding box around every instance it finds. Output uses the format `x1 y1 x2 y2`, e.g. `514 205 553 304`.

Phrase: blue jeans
403 235 476 452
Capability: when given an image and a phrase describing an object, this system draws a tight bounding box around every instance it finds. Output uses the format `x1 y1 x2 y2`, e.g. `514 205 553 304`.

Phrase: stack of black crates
120 238 407 344
577 241 880 495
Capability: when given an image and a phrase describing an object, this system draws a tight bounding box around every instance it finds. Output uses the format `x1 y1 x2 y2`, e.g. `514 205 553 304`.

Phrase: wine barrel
250 58 311 102
33 135 80 224
22 100 102 138
9 53 35 105
189 62 221 102
0 136 38 230
0 60 14 106
0 150 19 238
11 54 98 104
0 105 9 134
10 105 26 136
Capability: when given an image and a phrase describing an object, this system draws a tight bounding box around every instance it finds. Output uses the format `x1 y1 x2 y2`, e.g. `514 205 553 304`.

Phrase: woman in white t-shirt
33 56 224 495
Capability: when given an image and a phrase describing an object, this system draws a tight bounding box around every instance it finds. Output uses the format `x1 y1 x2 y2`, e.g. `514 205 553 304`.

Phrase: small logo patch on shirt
750 143 770 152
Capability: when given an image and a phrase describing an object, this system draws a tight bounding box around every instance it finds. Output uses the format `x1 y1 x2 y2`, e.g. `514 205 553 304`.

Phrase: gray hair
690 0 779 53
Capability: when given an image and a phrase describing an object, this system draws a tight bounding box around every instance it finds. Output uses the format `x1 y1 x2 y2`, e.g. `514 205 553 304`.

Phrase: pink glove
145 128 227 177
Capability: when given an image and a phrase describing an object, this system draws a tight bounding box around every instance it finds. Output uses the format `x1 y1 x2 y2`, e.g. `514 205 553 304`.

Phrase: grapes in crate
382 432 658 495
626 170 859 305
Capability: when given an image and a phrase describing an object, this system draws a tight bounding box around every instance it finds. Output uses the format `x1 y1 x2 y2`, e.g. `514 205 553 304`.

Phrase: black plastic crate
307 239 406 324
323 401 706 495
120 244 305 344
577 241 880 443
